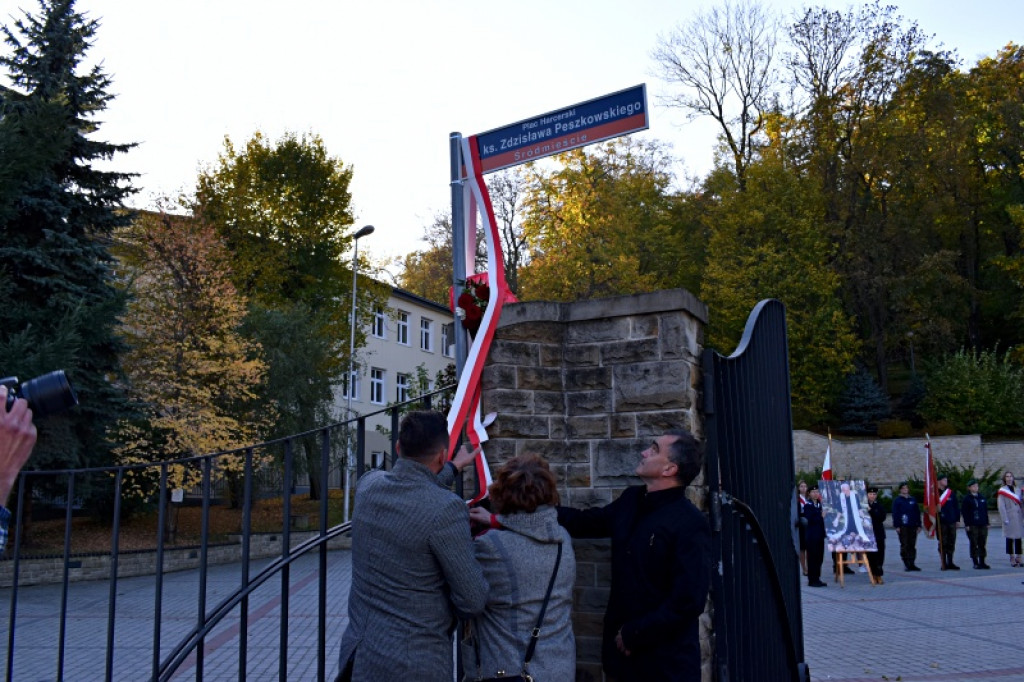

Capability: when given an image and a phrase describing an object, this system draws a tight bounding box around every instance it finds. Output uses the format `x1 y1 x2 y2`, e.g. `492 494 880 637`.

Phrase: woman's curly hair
489 454 559 515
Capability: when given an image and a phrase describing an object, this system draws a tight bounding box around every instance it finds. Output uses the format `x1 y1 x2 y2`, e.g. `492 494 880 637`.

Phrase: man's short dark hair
664 429 703 485
398 411 449 461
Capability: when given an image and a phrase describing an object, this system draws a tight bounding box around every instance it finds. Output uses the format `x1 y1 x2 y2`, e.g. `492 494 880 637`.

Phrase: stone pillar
480 289 709 681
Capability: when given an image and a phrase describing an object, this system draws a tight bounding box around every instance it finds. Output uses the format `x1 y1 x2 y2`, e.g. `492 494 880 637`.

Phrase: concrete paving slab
804 526 1024 682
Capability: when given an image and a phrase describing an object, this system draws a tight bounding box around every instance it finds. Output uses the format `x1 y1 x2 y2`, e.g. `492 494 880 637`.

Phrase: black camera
1 370 79 418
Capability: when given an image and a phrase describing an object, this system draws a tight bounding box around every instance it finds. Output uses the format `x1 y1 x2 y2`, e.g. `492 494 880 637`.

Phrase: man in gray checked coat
337 411 486 681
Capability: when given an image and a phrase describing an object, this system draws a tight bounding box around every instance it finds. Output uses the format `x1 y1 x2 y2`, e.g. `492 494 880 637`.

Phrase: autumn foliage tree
195 131 386 499
113 211 272 515
701 131 860 426
398 169 526 305
519 139 683 301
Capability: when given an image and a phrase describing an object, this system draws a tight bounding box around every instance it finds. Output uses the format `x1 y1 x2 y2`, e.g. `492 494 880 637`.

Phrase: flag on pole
923 435 939 538
444 136 519 503
821 432 833 481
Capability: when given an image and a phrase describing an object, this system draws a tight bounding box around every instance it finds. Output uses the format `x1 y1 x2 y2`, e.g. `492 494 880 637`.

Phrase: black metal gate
1 389 452 682
702 299 809 682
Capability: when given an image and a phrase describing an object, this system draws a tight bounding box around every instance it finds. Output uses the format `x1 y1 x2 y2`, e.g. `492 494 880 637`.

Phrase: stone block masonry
481 289 710 681
793 431 1024 493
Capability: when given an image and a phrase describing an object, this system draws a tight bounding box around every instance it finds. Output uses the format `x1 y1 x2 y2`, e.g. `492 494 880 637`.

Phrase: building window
442 323 454 358
420 318 434 352
396 311 409 345
370 368 385 404
371 451 386 469
396 372 410 402
372 306 386 338
342 368 360 402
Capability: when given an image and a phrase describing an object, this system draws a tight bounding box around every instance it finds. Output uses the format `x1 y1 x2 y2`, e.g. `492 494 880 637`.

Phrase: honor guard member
892 482 922 571
937 474 960 570
961 479 991 569
804 487 827 588
866 487 887 583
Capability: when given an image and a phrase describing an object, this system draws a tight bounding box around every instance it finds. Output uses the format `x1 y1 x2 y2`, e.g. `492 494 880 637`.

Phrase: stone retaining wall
793 431 1024 486
480 289 709 682
0 533 352 588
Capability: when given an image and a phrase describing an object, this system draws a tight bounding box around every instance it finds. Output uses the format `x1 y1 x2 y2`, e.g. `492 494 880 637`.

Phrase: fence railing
1 386 455 682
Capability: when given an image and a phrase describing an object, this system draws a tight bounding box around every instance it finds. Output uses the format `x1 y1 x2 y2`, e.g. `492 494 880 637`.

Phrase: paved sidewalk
803 527 1024 682
4 526 1024 681
1 550 352 681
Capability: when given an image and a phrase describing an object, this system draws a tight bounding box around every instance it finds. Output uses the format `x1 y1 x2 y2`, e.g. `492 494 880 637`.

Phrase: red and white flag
821 433 833 481
445 136 517 503
923 436 939 538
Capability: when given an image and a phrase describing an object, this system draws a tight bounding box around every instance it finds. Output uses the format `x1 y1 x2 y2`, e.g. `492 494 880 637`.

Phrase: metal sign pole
450 132 468 379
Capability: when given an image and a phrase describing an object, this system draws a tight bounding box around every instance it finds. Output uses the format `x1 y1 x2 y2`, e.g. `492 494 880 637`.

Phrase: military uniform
866 489 887 579
892 490 922 571
938 477 960 570
961 480 990 569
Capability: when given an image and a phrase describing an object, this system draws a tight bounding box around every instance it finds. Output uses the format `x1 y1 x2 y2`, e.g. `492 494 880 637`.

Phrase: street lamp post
344 224 375 522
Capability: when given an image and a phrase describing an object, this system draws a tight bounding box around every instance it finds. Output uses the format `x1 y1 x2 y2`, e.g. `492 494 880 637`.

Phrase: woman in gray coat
997 470 1023 567
465 455 576 681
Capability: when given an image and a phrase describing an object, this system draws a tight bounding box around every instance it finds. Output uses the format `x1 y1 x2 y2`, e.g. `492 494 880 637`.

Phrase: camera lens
19 370 79 418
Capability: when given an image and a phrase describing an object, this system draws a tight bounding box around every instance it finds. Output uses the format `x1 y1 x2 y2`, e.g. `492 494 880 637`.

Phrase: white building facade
335 286 455 467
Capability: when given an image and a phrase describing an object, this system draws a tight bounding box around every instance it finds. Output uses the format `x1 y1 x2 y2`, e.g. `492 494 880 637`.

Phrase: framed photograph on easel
820 479 878 553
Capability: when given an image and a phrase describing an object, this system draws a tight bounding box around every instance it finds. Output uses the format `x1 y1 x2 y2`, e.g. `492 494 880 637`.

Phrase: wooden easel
833 552 879 587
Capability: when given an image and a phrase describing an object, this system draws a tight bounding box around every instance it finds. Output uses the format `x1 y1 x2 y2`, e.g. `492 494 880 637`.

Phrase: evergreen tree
0 0 136 472
837 368 891 435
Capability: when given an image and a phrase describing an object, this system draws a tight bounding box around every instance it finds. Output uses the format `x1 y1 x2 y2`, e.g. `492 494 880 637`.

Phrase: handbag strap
524 541 563 665
473 541 564 680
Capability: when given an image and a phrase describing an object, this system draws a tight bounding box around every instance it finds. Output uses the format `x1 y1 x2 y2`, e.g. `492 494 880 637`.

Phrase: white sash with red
998 486 1022 507
939 488 952 507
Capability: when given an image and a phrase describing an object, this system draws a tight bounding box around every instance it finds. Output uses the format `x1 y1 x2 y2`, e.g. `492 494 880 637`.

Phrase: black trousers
867 533 885 577
807 539 825 582
966 525 988 562
898 526 918 566
939 522 957 558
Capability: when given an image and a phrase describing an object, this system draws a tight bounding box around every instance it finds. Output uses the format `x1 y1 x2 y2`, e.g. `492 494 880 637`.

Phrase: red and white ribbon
445 135 511 502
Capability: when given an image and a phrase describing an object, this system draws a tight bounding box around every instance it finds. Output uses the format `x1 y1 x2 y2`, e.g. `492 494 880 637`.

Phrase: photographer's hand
0 385 37 507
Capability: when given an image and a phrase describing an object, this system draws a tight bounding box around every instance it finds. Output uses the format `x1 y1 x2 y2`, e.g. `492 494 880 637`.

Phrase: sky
3 0 1022 270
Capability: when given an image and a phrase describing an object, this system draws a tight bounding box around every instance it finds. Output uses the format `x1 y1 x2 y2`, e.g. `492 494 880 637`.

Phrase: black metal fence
703 300 809 682
1 388 453 682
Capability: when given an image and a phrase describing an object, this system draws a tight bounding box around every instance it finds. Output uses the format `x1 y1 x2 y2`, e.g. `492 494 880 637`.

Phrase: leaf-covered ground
11 490 348 557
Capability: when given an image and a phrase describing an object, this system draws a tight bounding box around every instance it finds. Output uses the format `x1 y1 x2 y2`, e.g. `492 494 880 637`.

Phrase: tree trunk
304 435 322 501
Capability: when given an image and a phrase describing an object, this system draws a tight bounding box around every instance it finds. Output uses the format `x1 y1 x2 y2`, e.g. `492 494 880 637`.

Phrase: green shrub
903 460 1003 509
877 419 913 439
925 420 957 437
795 468 824 489
920 348 1024 435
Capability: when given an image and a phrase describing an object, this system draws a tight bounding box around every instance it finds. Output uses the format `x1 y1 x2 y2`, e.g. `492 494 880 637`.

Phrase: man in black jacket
892 483 922 571
804 487 828 587
557 430 711 682
961 478 991 569
866 487 887 582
